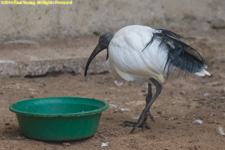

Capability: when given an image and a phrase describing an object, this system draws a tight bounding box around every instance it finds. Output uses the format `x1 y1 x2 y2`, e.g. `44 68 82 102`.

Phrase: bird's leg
122 84 153 129
139 84 152 128
122 84 152 128
130 78 162 134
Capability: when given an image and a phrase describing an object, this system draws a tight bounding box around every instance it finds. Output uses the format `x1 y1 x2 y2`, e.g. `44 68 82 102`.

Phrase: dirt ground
0 29 225 150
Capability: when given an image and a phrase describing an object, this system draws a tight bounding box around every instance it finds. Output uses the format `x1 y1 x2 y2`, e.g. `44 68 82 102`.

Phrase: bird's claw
122 121 137 127
122 121 150 133
129 109 155 133
122 109 155 133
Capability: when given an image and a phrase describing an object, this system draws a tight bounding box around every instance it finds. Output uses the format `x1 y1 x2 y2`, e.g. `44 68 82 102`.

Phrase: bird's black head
84 33 113 76
98 33 113 50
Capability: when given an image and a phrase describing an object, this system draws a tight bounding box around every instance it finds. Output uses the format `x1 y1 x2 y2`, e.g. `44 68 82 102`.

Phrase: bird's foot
122 119 150 132
122 121 150 129
128 109 155 133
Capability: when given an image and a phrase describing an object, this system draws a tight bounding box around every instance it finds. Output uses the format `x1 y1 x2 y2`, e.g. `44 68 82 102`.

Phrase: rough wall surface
0 0 224 42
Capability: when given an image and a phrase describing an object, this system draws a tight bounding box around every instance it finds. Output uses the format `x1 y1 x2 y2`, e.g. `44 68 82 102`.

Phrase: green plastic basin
9 97 108 141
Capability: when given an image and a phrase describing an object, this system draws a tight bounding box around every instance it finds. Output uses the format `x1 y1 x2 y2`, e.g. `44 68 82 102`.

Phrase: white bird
84 25 210 133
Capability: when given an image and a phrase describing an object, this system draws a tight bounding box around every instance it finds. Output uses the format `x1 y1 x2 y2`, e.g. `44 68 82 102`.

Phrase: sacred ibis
84 25 210 133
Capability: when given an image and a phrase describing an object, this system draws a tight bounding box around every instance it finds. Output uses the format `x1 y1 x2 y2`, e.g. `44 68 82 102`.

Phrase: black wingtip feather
152 29 206 78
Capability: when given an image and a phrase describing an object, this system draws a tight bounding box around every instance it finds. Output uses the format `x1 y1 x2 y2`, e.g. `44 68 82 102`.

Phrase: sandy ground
0 29 225 150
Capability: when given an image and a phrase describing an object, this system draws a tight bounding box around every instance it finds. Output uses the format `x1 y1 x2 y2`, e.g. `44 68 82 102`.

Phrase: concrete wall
0 0 224 42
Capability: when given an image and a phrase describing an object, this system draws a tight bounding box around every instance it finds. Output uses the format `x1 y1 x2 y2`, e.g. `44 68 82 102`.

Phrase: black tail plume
151 29 206 78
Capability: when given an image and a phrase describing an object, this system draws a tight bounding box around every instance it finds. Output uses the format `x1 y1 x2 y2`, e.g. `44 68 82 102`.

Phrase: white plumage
85 25 210 133
107 25 210 84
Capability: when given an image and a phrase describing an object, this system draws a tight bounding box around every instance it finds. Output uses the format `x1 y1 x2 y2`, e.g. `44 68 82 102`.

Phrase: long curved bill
84 44 104 76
